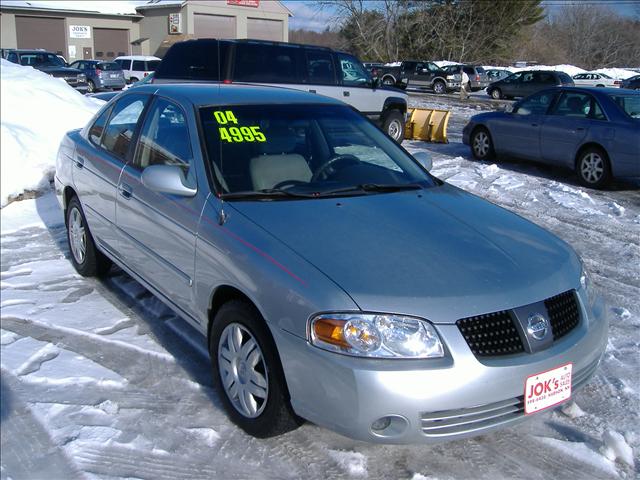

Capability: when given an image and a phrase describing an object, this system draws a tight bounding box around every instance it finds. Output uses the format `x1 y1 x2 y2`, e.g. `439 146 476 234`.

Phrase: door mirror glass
141 164 196 196
413 151 433 171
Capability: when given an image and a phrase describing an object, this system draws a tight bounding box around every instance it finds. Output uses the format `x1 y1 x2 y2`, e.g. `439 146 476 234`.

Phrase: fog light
371 416 392 432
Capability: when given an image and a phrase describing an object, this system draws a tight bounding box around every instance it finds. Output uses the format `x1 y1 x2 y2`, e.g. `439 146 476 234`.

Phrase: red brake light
223 79 232 84
614 80 621 85
475 75 480 81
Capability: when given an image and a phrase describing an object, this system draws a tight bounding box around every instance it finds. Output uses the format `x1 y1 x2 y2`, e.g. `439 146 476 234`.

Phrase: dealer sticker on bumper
524 363 572 414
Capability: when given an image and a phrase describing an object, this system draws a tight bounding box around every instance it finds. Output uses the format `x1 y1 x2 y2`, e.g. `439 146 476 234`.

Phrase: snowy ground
1 92 638 478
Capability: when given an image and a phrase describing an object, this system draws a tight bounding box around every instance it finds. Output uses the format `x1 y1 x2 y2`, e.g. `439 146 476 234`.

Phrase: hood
230 184 581 323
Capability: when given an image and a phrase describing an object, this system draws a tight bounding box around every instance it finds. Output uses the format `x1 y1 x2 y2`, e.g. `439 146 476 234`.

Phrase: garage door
247 18 283 42
16 16 65 55
94 28 130 61
194 13 235 39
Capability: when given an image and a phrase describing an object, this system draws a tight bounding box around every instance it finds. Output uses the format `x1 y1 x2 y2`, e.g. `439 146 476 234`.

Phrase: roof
132 83 345 107
0 3 142 18
114 55 162 60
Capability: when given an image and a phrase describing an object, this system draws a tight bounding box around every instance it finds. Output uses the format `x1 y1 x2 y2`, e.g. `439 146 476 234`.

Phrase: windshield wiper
220 188 316 200
318 183 424 196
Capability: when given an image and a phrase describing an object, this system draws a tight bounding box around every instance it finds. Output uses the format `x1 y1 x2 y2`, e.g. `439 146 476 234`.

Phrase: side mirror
141 164 196 196
413 151 433 172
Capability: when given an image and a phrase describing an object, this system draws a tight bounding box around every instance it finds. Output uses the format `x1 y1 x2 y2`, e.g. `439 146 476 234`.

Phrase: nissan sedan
464 87 640 188
55 84 607 443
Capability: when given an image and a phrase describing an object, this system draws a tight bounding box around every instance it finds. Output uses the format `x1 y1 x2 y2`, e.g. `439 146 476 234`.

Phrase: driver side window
514 91 554 116
337 53 370 87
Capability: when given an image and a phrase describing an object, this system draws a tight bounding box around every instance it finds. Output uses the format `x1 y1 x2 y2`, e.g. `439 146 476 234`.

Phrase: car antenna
216 39 227 226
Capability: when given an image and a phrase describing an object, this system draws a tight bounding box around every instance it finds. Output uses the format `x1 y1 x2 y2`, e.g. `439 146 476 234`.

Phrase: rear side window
463 66 475 75
558 72 573 84
609 95 640 119
89 106 113 145
305 50 335 85
101 94 149 160
233 43 302 83
551 92 605 120
536 72 555 84
132 60 145 71
514 91 555 115
98 62 120 71
146 60 161 71
155 40 221 80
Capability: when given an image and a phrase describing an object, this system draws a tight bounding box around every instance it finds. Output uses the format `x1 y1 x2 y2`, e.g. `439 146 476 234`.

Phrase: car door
302 49 338 99
73 94 150 257
539 91 601 167
491 90 556 160
411 62 433 88
116 96 205 317
500 72 523 97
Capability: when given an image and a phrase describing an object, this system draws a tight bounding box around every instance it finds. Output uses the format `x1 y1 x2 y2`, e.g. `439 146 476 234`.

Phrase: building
0 0 292 63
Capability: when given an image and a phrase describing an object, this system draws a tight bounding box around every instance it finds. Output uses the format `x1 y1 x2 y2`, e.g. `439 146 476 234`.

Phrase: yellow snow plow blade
404 108 450 143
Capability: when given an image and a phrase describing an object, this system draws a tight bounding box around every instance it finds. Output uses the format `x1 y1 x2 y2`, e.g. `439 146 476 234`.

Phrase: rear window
155 40 222 80
233 43 302 83
557 72 573 84
609 95 640 119
97 62 120 71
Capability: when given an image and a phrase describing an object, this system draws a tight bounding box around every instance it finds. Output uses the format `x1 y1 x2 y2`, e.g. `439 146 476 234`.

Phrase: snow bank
592 68 638 80
0 59 104 207
600 429 635 467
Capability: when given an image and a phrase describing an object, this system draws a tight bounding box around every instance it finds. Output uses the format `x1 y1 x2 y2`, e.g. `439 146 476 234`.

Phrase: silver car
55 84 607 443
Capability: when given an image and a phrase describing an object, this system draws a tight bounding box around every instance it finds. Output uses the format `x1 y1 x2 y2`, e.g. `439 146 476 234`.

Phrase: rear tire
87 80 96 93
433 80 446 95
130 77 139 84
490 88 502 99
210 300 302 438
471 127 495 161
382 110 405 143
576 147 611 189
66 196 111 276
382 76 395 87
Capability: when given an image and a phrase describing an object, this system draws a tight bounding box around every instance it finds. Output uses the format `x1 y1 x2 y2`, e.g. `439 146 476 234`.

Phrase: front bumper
275 288 607 444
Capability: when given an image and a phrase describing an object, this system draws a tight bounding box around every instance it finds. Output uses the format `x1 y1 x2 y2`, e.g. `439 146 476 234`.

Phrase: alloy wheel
68 206 87 264
580 152 604 184
218 323 269 418
473 131 490 158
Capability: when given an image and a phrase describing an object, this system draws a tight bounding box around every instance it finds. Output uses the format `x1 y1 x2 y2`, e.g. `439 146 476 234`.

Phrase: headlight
310 313 444 359
580 264 598 309
77 74 86 82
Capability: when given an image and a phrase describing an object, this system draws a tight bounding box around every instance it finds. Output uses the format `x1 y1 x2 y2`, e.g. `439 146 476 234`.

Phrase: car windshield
20 52 64 67
199 104 436 199
609 94 640 119
98 62 120 71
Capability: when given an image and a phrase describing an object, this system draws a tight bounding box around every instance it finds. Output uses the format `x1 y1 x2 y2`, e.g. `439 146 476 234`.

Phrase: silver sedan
55 84 607 443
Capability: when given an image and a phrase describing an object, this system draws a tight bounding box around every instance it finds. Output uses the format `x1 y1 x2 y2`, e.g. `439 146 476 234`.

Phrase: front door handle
343 91 350 97
75 156 85 169
119 183 132 199
531 123 539 127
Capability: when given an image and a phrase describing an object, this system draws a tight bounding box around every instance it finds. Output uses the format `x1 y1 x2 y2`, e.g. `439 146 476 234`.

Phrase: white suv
114 55 161 84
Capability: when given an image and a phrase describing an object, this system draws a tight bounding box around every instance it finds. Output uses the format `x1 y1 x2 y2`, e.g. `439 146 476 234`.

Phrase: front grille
458 290 581 358
456 310 524 357
545 291 580 340
419 355 601 437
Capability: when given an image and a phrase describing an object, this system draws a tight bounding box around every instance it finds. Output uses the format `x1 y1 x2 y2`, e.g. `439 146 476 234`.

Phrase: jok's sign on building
69 25 91 39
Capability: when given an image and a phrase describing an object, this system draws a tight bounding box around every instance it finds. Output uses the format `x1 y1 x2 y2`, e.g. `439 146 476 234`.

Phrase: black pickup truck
377 61 458 94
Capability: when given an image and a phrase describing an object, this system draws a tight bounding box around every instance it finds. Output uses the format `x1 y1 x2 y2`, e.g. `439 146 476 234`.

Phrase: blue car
55 84 606 443
69 60 126 93
463 87 640 188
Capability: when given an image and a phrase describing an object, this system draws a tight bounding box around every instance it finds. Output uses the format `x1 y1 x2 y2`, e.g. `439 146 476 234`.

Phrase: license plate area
524 363 572 414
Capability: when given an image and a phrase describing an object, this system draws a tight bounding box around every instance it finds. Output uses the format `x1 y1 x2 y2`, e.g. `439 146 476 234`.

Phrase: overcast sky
0 0 636 31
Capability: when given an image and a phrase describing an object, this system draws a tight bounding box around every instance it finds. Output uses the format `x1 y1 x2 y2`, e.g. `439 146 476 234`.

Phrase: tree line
289 0 640 69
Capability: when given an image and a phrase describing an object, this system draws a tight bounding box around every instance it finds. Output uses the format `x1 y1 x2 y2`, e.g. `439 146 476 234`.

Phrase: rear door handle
119 183 132 199
343 91 350 97
75 156 85 169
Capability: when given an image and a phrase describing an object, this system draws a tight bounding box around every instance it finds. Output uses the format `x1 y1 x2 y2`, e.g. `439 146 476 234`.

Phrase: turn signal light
313 318 349 348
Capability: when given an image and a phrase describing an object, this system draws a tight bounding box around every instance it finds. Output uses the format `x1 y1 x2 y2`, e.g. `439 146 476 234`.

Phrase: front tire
382 76 395 87
576 147 611 188
87 80 96 93
471 127 495 160
66 196 111 276
382 110 405 143
433 80 446 95
210 300 302 438
490 88 502 99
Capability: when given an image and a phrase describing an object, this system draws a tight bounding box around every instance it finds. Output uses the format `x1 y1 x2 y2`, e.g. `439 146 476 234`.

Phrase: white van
114 55 161 83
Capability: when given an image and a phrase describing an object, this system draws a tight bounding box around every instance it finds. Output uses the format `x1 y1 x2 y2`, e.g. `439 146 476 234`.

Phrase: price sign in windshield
214 110 266 143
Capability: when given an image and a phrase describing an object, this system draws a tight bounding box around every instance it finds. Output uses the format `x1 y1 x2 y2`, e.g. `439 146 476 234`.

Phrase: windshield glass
609 94 640 119
19 52 64 67
199 104 436 199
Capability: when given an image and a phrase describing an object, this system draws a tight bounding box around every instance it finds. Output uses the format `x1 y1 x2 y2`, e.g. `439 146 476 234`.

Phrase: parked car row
3 48 88 92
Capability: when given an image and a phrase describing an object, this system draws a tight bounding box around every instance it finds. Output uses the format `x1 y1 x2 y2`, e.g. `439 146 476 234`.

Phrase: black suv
152 39 409 142
487 70 574 99
376 61 455 94
5 49 88 92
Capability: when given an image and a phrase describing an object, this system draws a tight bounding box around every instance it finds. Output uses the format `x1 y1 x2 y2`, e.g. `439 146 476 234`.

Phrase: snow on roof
0 59 104 207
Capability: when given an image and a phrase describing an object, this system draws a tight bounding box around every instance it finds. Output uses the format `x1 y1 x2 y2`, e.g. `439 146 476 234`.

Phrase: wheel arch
382 96 407 116
381 74 397 85
62 186 78 225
